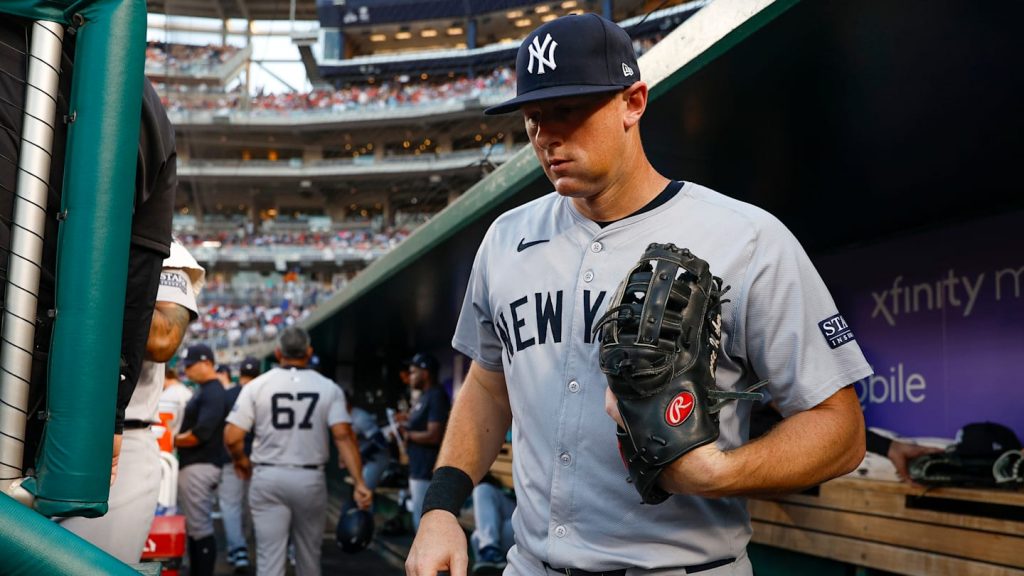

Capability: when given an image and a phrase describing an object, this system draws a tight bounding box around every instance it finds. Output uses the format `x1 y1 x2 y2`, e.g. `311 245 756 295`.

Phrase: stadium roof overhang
259 0 1024 401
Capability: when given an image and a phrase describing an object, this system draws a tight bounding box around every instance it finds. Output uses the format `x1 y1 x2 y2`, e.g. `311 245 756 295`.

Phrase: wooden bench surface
489 442 514 490
749 477 1024 576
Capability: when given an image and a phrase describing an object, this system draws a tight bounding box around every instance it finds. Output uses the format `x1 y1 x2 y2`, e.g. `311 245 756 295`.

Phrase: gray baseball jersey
226 366 350 466
126 268 200 423
453 182 873 572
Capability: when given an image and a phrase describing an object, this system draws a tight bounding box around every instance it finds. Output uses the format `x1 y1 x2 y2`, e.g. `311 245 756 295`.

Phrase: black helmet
335 508 374 553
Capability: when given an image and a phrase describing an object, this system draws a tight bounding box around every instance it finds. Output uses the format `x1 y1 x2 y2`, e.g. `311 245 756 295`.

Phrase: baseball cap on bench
484 13 640 115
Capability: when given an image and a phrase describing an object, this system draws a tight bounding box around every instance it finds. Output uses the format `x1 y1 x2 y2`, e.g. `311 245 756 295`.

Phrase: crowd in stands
158 66 515 114
189 276 343 350
178 227 410 252
178 225 413 349
145 41 241 76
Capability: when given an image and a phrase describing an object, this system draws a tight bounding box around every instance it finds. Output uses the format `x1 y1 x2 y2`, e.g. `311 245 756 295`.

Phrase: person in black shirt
399 352 451 532
175 343 228 576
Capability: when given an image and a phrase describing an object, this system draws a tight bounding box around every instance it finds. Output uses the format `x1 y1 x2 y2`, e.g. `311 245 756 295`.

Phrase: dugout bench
748 477 1024 575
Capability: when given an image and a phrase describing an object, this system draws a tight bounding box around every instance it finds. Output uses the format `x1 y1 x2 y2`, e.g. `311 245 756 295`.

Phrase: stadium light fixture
421 29 438 37
561 0 577 8
395 31 412 40
507 10 524 18
370 33 387 42
514 18 532 27
535 5 551 14
447 27 464 35
541 14 558 22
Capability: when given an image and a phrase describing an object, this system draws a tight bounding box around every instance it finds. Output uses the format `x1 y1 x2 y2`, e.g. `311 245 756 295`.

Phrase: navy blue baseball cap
182 344 215 368
484 13 640 115
406 352 439 374
239 356 262 377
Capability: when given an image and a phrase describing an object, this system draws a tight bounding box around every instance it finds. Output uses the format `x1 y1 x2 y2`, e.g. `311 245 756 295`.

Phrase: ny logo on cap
528 33 558 74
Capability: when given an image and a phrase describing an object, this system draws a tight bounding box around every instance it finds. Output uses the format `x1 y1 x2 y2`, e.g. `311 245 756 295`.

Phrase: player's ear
305 346 314 360
274 348 283 362
622 81 647 129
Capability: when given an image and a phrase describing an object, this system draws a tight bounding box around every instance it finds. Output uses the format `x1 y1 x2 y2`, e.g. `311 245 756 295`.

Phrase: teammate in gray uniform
407 14 872 576
220 356 262 571
62 240 203 562
225 326 373 576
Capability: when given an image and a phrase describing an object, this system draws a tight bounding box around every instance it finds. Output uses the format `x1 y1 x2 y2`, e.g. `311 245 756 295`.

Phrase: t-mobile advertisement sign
815 211 1024 441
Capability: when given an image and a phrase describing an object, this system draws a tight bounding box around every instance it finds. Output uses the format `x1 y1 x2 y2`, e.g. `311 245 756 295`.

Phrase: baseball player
224 326 373 576
399 352 451 532
406 14 872 576
159 365 193 439
220 356 262 571
62 239 204 562
176 342 230 576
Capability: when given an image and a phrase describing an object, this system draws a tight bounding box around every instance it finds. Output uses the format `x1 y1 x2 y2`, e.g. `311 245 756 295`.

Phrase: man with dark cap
399 352 451 532
219 356 261 571
175 343 229 576
407 13 870 576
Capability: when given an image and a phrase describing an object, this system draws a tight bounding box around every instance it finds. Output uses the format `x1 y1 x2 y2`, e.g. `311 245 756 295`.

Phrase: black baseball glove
595 243 765 504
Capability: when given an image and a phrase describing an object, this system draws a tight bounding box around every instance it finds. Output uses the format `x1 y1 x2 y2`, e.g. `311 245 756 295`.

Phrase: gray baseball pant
178 462 221 539
220 464 250 554
249 465 327 576
62 428 161 562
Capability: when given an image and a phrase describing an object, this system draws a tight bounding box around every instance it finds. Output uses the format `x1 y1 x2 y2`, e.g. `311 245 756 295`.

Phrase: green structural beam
20 0 148 516
0 492 139 575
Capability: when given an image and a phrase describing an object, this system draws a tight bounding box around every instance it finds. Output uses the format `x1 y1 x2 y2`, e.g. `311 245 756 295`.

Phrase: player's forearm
224 425 248 461
334 431 367 487
435 363 511 483
665 386 865 498
146 302 192 362
407 424 443 446
175 431 200 448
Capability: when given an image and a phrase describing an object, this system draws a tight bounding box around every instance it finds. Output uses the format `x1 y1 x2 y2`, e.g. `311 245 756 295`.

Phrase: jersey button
559 452 572 466
567 380 580 393
554 525 568 538
591 242 603 253
583 270 594 282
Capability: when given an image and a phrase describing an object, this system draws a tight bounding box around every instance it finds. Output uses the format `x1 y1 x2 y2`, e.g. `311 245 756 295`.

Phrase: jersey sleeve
226 380 256 432
452 226 505 371
730 215 873 417
155 268 199 317
326 383 351 427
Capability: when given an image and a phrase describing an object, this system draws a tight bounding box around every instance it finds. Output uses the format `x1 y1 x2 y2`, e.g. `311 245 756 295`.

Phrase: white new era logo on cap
622 62 634 77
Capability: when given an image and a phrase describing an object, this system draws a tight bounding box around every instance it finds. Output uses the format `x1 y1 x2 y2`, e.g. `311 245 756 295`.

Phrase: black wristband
422 466 474 517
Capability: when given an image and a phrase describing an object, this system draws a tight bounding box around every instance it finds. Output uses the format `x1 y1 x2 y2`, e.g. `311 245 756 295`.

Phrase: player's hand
604 387 623 428
888 441 942 484
233 455 253 481
657 443 731 497
111 434 123 486
405 510 469 576
353 482 373 510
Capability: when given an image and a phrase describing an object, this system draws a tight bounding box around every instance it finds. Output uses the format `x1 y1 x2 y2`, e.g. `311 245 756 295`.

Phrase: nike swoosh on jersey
517 238 550 252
